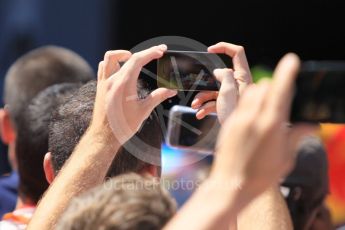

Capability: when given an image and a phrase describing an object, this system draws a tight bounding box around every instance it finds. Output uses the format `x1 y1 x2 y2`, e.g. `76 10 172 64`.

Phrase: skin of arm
191 43 295 230
164 177 247 230
27 127 121 230
26 50 130 230
191 42 253 230
165 53 315 230
238 187 293 230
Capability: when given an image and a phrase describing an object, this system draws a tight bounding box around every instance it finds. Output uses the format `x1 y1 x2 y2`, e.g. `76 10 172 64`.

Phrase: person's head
281 137 329 230
44 80 163 184
0 46 94 169
56 173 176 230
15 83 81 205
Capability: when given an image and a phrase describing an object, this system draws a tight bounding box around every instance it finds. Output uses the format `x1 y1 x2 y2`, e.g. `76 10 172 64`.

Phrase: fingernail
284 53 299 64
158 44 168 51
191 99 200 108
213 69 221 75
167 89 177 97
196 110 205 120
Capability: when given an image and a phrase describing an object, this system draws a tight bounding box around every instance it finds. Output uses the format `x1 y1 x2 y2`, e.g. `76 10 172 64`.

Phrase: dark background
1 0 344 173
115 1 345 65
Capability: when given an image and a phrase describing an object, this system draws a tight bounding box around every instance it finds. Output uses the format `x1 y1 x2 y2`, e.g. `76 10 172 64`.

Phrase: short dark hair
56 173 176 230
15 83 81 204
3 45 94 128
49 80 162 177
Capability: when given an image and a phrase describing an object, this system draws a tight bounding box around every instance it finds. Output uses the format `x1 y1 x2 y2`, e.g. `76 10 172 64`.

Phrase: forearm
228 218 238 230
238 186 293 230
164 177 248 230
28 127 120 230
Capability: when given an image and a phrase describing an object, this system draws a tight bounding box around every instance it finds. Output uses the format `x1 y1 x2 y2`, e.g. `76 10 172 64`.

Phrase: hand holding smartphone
157 51 230 91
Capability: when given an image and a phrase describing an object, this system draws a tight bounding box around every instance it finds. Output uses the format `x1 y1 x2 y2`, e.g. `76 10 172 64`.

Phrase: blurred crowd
0 41 342 230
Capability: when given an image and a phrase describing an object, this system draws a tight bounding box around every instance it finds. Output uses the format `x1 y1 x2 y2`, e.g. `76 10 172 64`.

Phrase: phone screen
290 61 345 123
167 106 220 153
157 51 228 91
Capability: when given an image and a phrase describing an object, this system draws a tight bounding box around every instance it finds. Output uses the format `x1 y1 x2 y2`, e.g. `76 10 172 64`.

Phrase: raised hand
192 42 253 123
103 45 177 144
210 53 316 199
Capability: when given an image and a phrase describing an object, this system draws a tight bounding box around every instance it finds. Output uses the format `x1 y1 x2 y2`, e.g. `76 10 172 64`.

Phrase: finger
141 88 177 115
121 45 167 84
97 61 104 81
213 69 238 121
103 50 132 79
269 53 300 121
208 42 252 82
235 71 252 95
214 68 236 89
196 101 217 119
237 82 270 118
192 91 218 109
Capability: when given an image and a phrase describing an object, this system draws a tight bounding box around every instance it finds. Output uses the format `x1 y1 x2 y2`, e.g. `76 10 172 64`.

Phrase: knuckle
206 106 216 113
221 84 237 95
236 111 255 126
265 119 279 133
240 117 255 132
153 91 163 101
258 114 279 133
235 45 245 53
224 68 234 75
132 52 140 58
105 80 113 91
265 122 276 133
218 41 227 46
152 49 163 58
131 53 141 64
104 51 112 60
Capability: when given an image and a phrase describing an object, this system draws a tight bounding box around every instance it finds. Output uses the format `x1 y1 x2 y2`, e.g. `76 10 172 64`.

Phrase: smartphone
290 61 345 123
157 51 229 91
166 105 220 154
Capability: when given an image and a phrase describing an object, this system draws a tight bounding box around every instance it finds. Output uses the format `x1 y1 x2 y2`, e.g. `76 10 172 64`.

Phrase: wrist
206 173 260 216
86 123 120 153
200 176 244 218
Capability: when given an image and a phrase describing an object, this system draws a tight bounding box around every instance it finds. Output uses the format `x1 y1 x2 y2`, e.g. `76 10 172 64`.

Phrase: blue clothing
0 172 18 219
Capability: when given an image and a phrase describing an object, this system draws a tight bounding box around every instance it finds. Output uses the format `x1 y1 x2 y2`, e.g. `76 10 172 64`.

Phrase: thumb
214 69 238 123
213 68 237 97
213 68 234 83
141 88 177 114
